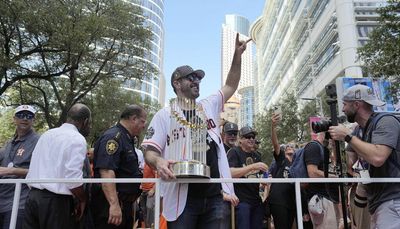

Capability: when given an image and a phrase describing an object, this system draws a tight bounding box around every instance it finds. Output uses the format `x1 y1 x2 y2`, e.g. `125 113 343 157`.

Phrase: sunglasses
243 135 255 140
15 112 35 120
184 74 202 83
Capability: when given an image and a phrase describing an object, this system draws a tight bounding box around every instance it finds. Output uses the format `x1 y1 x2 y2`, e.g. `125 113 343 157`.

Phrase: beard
346 111 356 123
181 83 200 99
228 139 237 146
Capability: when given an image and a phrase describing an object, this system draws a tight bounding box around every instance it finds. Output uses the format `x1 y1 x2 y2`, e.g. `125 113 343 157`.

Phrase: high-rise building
123 0 165 106
250 0 386 113
221 14 254 127
238 86 255 127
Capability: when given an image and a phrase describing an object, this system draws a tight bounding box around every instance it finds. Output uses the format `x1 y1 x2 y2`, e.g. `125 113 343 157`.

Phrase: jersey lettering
207 119 216 129
168 127 188 145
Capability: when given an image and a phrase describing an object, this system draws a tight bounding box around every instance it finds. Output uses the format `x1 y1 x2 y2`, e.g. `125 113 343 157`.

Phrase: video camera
310 84 347 133
311 84 349 229
311 116 347 133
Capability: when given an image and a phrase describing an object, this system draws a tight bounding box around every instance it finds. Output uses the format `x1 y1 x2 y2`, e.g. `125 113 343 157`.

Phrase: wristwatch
344 134 353 143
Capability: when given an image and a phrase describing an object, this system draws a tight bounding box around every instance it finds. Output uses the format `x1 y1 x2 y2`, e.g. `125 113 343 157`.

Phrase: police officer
91 105 147 229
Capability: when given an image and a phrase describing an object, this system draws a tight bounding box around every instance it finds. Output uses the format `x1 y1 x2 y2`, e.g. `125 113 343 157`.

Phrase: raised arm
271 114 281 156
221 33 252 103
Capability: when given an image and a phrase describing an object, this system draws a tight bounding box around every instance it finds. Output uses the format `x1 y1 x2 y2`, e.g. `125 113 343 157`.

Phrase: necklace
170 98 208 130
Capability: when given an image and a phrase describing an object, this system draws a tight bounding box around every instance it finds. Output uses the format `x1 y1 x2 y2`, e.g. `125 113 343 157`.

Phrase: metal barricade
2 177 400 229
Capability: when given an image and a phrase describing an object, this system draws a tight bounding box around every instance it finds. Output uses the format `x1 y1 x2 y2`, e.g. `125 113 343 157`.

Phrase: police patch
106 140 119 155
145 127 155 139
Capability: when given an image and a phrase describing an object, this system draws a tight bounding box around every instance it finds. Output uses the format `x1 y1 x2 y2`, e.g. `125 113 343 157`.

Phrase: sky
163 0 265 103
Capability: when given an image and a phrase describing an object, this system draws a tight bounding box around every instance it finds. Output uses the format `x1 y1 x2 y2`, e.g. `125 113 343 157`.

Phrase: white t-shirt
142 90 235 221
26 123 86 195
135 148 145 171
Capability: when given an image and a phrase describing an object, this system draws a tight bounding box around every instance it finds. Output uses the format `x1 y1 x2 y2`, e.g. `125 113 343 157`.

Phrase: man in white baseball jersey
142 34 250 228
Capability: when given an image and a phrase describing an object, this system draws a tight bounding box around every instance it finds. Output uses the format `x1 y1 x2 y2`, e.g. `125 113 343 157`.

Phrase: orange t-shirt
141 163 157 191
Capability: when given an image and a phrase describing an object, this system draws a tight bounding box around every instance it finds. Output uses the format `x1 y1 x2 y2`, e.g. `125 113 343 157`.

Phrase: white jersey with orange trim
141 90 235 221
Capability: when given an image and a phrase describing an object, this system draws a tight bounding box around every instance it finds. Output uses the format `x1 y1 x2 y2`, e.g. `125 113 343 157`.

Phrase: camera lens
311 120 332 133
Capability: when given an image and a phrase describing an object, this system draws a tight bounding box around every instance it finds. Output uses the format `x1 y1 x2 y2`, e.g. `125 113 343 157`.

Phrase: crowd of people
1 33 400 229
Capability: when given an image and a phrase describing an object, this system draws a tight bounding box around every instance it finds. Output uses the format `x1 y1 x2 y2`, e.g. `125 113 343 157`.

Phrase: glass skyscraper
123 0 165 106
221 14 254 127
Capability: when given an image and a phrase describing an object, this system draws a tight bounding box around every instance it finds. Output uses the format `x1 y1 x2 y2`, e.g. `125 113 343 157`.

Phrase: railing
3 177 400 229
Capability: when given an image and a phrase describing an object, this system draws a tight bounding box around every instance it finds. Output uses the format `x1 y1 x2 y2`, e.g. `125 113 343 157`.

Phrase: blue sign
336 77 400 113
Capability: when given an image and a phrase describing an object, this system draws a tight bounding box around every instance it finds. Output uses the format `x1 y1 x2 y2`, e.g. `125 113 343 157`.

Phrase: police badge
106 140 119 155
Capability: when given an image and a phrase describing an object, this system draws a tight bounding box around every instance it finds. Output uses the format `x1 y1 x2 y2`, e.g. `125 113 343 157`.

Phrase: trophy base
172 161 210 178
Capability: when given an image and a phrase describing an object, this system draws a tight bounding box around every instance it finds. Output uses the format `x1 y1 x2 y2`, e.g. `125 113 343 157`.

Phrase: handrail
3 177 400 229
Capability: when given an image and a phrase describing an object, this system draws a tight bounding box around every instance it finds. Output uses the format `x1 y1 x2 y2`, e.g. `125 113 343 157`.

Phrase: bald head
67 103 91 122
66 103 91 137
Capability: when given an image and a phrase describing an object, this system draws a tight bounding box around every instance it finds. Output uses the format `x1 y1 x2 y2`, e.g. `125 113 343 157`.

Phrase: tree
357 0 400 94
254 110 273 164
0 109 15 145
82 78 161 146
0 107 48 146
254 93 301 164
0 79 161 147
298 99 319 143
254 92 331 164
0 0 156 127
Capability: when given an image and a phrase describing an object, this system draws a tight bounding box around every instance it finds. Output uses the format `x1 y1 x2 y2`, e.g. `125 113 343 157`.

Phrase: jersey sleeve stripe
141 140 163 153
218 90 224 112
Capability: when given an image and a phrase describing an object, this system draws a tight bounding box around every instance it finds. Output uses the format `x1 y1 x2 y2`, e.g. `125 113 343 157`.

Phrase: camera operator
328 84 400 228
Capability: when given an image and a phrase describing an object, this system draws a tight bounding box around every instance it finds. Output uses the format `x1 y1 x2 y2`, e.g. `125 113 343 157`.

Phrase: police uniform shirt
93 123 142 194
0 130 39 213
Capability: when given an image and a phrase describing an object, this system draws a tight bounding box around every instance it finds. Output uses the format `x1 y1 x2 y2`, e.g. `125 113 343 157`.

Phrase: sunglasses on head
15 112 34 120
243 135 255 140
184 73 202 83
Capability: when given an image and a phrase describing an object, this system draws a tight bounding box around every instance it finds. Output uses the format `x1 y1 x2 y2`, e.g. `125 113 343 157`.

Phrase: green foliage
298 100 318 143
0 0 157 128
357 0 400 95
254 92 330 165
0 78 160 147
255 93 301 164
0 108 48 146
0 109 15 146
254 110 273 164
82 78 161 146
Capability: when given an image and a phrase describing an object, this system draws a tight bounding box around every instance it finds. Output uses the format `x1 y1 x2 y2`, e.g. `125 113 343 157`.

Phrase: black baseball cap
171 65 205 89
239 126 257 137
223 122 238 133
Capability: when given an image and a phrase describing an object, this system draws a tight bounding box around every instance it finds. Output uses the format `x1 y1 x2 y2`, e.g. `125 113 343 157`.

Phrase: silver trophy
168 98 210 178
